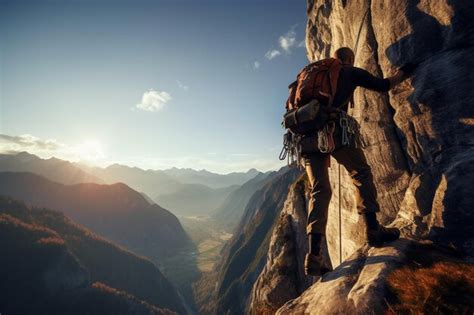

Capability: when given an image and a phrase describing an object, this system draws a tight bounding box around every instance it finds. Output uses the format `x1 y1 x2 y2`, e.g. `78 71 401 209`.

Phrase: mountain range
157 183 239 216
0 197 185 314
0 152 263 217
0 171 192 260
211 168 287 232
162 167 260 189
78 162 261 216
0 151 103 185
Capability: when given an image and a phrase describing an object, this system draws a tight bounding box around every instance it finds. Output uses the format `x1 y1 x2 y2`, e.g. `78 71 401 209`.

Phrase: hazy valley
0 151 281 314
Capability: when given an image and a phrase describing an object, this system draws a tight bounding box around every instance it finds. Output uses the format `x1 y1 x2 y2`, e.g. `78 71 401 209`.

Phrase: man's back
332 66 391 110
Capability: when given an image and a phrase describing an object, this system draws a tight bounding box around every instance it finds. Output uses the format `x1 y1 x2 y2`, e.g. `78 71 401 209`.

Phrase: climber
294 47 416 276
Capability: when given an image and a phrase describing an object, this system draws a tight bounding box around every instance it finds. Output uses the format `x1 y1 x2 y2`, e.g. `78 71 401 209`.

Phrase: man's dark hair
334 47 355 64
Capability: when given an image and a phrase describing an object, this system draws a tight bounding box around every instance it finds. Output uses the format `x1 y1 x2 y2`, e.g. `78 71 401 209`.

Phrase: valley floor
157 215 233 313
178 215 232 273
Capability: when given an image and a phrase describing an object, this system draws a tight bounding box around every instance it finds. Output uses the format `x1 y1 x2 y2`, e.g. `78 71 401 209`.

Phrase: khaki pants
303 145 380 235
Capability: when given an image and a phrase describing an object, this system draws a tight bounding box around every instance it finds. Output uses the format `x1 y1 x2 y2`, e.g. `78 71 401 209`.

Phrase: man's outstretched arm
352 66 414 92
387 69 409 89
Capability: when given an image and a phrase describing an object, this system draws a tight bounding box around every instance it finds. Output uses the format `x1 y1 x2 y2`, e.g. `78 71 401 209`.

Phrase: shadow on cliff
320 234 470 283
384 0 474 252
321 238 412 282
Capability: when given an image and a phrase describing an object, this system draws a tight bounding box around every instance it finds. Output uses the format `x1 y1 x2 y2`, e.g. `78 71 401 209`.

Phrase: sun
75 140 105 162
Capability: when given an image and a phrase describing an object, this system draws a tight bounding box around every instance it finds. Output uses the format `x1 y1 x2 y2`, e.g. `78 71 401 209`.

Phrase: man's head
334 47 355 65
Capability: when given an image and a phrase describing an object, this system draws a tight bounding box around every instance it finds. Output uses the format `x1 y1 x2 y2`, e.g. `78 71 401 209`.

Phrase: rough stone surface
250 1 474 313
249 178 321 314
208 168 301 315
276 239 409 315
276 239 474 315
305 0 474 264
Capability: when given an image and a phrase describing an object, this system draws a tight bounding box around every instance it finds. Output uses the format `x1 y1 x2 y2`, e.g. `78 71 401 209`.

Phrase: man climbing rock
283 47 415 277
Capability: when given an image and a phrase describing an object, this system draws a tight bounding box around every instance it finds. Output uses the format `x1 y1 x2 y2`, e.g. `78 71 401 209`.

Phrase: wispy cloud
253 61 261 69
177 80 189 91
0 134 62 151
135 89 172 112
279 29 297 53
265 49 281 60
262 26 303 63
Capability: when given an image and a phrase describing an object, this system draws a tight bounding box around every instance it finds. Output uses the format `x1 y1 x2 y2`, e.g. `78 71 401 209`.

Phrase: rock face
203 167 300 314
277 241 410 315
305 0 474 264
249 177 319 314
250 1 474 313
277 239 474 314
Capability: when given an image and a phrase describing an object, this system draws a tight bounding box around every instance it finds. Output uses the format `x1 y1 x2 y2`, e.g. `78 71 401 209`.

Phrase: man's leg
303 152 332 275
332 146 400 246
331 146 379 215
304 152 331 237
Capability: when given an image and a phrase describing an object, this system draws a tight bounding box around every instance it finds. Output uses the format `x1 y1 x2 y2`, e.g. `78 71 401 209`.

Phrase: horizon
0 0 308 174
1 149 271 175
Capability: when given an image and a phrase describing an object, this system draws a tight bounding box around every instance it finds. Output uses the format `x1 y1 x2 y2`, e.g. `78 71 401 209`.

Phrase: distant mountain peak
0 152 103 185
14 151 39 160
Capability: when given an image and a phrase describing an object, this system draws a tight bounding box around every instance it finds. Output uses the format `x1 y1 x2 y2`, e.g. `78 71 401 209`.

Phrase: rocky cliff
304 0 474 263
197 167 300 314
250 0 474 313
249 177 319 314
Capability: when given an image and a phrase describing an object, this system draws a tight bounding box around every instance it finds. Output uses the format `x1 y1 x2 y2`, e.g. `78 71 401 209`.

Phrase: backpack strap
286 81 298 111
327 59 342 107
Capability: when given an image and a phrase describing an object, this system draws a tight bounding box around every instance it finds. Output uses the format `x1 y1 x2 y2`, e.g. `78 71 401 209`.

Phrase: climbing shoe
366 224 400 247
304 253 331 276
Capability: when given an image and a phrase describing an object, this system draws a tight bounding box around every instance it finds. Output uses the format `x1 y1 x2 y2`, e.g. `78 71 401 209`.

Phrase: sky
0 0 309 173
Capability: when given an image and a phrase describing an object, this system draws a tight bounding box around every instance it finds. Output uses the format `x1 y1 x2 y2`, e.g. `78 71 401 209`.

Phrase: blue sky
0 0 309 173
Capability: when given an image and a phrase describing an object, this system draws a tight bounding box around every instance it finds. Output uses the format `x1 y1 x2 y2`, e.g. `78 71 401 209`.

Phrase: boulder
277 239 474 314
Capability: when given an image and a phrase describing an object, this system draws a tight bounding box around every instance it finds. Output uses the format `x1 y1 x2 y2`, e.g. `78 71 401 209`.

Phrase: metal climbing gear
317 121 336 153
279 131 303 168
339 111 365 148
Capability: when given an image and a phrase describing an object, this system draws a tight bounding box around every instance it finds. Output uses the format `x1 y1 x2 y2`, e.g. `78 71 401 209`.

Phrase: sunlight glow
74 140 106 162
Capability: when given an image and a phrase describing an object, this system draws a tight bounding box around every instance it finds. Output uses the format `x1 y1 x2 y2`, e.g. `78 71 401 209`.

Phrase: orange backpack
286 58 342 111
